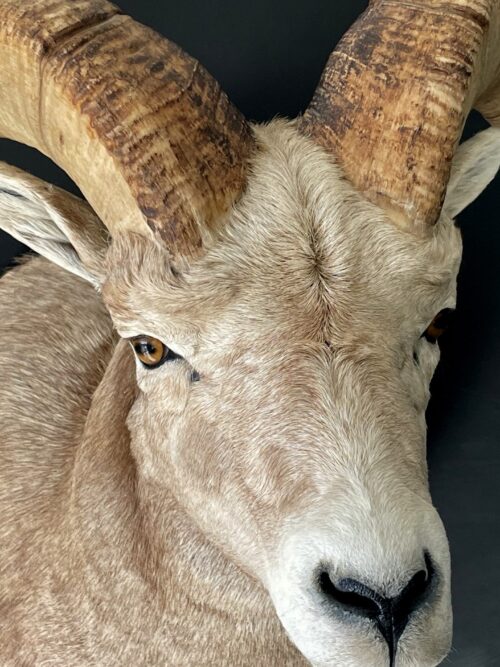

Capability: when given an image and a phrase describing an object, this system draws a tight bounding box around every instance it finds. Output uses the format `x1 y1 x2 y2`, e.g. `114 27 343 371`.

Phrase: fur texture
0 121 498 666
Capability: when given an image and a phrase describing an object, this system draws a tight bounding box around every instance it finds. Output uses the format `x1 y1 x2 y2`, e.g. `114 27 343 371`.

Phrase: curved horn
0 0 254 257
300 0 500 230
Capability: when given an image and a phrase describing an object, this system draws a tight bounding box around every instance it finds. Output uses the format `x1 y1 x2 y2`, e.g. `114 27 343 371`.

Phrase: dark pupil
140 341 156 356
133 339 161 361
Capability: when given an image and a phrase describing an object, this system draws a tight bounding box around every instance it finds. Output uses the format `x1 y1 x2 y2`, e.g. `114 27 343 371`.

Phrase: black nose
317 553 435 666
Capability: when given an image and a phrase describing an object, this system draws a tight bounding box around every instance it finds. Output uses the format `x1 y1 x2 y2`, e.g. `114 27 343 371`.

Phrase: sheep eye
423 308 455 344
129 335 180 368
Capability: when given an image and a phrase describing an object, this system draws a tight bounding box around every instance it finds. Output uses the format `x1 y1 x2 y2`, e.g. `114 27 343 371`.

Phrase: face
103 121 461 666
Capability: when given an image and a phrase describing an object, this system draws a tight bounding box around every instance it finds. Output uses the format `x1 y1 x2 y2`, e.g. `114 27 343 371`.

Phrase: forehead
105 120 462 345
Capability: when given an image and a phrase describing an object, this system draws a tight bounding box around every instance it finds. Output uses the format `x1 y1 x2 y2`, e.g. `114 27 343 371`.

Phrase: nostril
318 571 380 618
394 552 435 631
316 553 437 666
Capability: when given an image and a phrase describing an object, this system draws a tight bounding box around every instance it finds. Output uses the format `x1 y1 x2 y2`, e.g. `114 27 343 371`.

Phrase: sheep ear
0 162 109 286
443 127 500 219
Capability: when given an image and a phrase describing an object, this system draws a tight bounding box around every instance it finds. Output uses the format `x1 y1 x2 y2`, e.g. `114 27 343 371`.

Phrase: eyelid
166 342 193 359
139 348 183 370
121 331 194 360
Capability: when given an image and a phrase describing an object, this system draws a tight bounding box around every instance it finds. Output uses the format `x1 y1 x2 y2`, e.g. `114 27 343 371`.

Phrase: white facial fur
103 121 469 666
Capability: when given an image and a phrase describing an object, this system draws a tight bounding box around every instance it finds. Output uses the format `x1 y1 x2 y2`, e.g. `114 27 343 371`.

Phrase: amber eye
423 308 455 343
130 335 174 368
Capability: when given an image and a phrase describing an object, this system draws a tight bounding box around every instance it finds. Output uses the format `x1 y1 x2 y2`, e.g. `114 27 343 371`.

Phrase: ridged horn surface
300 0 500 230
0 0 254 256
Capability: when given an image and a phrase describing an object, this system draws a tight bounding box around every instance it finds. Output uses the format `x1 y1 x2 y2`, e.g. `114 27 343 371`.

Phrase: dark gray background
0 2 498 665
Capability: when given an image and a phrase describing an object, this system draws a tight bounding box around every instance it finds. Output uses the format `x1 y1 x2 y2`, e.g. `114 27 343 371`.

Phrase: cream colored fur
0 121 499 666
